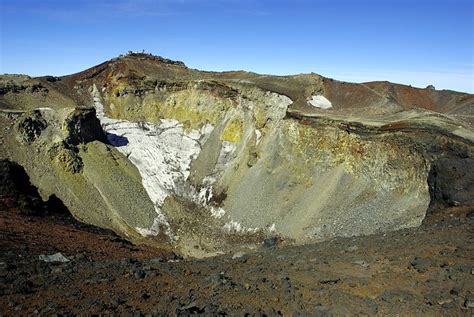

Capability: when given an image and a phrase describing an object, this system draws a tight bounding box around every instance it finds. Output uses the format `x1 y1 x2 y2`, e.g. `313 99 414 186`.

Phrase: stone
262 237 281 248
38 253 70 263
133 270 146 279
353 260 370 268
410 257 434 273
346 245 359 252
464 297 474 309
232 252 246 259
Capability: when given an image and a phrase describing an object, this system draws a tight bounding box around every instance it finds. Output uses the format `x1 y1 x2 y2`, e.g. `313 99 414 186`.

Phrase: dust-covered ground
0 205 473 316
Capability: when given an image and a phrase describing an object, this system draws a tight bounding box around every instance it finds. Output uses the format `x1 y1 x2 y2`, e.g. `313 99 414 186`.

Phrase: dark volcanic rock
410 257 436 273
428 157 474 210
16 111 47 144
64 107 106 146
0 159 44 214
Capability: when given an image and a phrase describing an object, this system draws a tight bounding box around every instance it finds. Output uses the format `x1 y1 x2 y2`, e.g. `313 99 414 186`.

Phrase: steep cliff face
1 53 473 257
0 106 163 246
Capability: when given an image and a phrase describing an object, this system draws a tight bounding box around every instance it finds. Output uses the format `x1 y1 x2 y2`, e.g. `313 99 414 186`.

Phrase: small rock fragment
346 245 359 252
232 252 246 259
353 260 370 268
38 253 70 263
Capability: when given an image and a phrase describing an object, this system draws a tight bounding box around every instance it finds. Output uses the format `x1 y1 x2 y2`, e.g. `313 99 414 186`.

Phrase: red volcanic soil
0 208 173 262
1 205 473 315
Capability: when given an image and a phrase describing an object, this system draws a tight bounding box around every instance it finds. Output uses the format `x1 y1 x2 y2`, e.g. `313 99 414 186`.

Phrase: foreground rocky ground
0 204 473 316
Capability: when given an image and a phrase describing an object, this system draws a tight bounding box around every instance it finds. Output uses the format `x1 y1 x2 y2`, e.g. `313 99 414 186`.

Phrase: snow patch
210 207 226 219
197 176 216 205
216 141 237 167
92 85 214 240
135 217 163 237
36 107 53 111
91 86 294 241
223 221 259 234
308 95 332 109
268 223 276 232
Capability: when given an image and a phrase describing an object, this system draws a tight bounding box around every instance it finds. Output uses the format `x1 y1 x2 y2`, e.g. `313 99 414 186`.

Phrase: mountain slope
1 53 473 257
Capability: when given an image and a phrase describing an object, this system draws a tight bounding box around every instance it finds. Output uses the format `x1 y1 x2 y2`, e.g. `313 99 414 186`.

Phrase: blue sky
1 0 473 92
